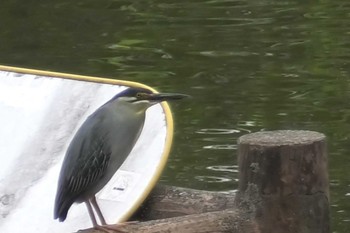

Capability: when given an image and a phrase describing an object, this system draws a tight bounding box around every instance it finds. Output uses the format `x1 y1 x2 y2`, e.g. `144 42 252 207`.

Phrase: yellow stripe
0 64 174 223
0 65 152 90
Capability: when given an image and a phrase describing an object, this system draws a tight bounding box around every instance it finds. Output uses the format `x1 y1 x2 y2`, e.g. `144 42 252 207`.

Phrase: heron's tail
54 190 74 222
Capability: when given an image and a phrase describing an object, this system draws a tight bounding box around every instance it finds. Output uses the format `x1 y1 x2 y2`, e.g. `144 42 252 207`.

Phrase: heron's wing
66 134 111 194
54 111 112 221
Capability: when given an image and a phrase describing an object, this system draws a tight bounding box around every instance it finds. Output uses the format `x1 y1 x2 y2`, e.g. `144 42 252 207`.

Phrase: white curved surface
0 70 170 233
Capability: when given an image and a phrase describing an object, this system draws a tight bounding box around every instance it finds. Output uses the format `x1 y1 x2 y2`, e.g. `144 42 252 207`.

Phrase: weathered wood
131 185 236 221
76 185 238 233
77 208 259 233
237 130 330 233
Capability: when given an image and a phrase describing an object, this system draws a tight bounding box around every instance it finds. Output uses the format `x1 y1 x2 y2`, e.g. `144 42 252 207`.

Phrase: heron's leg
85 200 98 227
91 196 107 225
86 199 115 233
89 196 131 232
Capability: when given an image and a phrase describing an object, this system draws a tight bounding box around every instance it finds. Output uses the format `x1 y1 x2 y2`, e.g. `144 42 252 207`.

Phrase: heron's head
112 87 189 109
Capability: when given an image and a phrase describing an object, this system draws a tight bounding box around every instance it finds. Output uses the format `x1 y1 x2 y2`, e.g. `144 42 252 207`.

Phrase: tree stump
237 130 330 233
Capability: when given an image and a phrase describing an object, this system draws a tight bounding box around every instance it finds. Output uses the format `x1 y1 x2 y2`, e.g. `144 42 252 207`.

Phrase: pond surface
1 0 350 231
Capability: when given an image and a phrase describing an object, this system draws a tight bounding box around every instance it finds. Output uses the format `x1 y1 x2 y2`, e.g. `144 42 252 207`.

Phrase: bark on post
236 130 330 233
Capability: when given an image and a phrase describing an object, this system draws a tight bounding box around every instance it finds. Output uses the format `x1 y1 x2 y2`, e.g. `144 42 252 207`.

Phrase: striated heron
54 87 188 231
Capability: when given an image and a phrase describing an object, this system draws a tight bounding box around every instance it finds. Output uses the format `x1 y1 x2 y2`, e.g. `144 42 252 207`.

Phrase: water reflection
1 0 350 231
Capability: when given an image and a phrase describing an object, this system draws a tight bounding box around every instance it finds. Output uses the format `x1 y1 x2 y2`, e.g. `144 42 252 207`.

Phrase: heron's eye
136 93 148 99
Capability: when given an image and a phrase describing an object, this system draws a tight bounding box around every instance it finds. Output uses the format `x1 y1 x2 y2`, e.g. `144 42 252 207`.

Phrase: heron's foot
94 221 138 233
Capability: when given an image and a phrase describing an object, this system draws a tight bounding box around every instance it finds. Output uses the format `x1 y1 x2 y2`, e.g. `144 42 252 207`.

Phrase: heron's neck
131 100 154 114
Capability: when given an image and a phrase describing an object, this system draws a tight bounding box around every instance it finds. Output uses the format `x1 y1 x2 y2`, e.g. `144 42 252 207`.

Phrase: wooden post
237 130 330 233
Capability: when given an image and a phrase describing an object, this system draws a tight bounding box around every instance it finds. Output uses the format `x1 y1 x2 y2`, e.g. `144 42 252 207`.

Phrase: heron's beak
148 92 190 102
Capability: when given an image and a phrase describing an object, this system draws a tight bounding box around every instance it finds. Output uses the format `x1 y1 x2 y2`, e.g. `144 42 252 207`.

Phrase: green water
1 0 350 231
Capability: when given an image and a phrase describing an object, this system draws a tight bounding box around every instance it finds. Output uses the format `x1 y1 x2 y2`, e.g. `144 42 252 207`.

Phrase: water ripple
203 144 237 150
188 50 258 57
195 175 232 183
207 165 238 173
196 128 240 134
